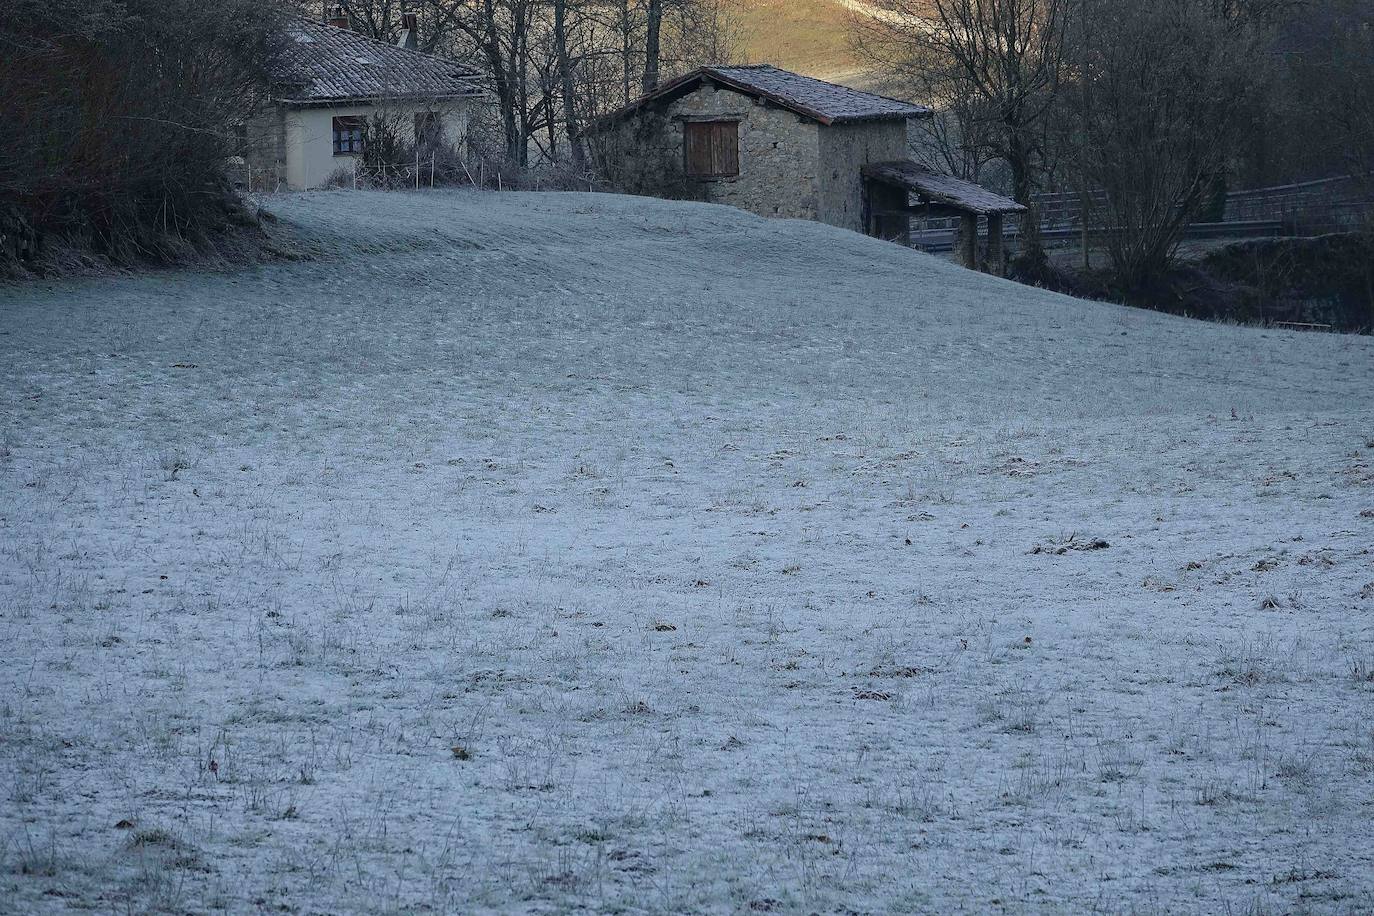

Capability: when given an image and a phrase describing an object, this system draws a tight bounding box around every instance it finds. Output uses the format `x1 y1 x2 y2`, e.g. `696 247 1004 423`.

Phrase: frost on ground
1 190 1372 914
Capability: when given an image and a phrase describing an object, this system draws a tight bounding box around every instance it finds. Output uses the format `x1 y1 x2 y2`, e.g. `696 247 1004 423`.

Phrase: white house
241 12 485 191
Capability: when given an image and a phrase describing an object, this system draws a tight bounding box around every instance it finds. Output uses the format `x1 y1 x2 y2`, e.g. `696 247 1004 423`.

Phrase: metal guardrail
1029 176 1373 232
908 219 1285 254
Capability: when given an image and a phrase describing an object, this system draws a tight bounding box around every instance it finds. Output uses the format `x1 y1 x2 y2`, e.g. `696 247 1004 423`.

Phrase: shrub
0 0 286 269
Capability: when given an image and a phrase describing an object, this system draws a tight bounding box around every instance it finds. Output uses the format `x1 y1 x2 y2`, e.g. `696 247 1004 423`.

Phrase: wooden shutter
713 121 739 176
684 122 713 176
684 121 739 177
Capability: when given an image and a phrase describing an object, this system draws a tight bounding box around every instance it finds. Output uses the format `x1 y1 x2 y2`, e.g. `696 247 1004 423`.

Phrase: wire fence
232 152 611 195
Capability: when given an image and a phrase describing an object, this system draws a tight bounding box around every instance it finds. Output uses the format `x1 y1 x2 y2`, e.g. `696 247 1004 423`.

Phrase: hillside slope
2 190 1372 914
736 0 875 84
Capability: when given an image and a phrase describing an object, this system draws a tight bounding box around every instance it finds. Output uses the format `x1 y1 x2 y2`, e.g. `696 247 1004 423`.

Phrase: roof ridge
713 64 926 111
581 63 929 134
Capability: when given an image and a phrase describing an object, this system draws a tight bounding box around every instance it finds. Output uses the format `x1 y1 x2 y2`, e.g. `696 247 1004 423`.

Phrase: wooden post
861 179 873 237
986 213 1005 275
958 213 978 269
1080 191 1090 270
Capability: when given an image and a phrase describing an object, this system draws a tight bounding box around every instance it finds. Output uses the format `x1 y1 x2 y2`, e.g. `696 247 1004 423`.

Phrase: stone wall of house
596 84 822 221
588 112 697 202
816 120 910 234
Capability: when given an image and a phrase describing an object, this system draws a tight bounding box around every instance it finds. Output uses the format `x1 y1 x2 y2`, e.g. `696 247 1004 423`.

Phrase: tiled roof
271 16 484 106
702 66 931 123
586 65 930 131
862 161 1027 215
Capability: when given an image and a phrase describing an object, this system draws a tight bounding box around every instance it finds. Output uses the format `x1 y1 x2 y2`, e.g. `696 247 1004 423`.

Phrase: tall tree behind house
304 0 736 171
857 0 1072 270
643 0 663 91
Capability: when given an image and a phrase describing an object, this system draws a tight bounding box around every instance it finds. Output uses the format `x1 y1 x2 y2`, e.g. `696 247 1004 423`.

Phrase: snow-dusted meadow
1 190 1372 914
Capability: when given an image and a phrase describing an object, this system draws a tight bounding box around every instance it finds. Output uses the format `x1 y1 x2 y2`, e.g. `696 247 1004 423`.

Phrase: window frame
683 119 740 179
332 116 367 156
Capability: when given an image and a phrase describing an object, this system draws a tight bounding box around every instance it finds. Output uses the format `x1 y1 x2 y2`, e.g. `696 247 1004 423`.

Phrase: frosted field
1 190 1372 914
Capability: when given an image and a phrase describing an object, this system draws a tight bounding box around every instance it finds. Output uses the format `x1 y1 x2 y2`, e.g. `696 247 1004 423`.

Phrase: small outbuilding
585 65 1025 272
862 161 1028 272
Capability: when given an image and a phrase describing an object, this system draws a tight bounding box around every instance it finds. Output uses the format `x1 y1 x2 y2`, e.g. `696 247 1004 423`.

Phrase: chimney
327 5 350 29
397 13 419 50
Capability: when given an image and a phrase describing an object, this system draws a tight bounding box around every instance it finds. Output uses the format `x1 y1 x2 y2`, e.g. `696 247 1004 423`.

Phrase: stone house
584 65 1025 269
583 65 930 233
239 12 484 191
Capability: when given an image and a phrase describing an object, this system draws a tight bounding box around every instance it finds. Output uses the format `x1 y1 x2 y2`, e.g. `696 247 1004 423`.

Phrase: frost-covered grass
1 189 1372 913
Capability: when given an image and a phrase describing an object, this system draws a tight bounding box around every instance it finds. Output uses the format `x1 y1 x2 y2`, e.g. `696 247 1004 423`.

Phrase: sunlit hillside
734 0 876 86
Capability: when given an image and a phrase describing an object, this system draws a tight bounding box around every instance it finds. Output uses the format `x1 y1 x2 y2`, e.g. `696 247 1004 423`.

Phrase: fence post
958 213 978 270
1080 191 1090 270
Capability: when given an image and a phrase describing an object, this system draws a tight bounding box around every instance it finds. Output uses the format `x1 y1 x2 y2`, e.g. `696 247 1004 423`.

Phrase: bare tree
1072 0 1271 290
307 0 476 52
297 0 735 177
1288 0 1374 192
443 0 538 167
552 0 587 170
858 0 1071 267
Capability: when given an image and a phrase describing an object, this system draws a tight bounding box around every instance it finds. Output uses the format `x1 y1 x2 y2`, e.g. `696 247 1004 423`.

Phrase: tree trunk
553 0 586 172
498 59 521 167
620 2 633 104
643 0 663 93
1007 135 1043 268
475 0 522 168
514 3 529 169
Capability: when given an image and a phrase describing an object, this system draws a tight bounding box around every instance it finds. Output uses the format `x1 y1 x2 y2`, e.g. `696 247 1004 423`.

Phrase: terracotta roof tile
272 17 483 105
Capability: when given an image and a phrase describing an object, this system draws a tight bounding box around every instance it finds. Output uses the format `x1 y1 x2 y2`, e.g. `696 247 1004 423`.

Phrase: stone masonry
599 83 823 221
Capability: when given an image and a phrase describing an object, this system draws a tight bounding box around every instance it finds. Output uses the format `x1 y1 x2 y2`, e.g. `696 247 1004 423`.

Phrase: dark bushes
0 0 285 271
1030 232 1374 333
1200 233 1374 332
